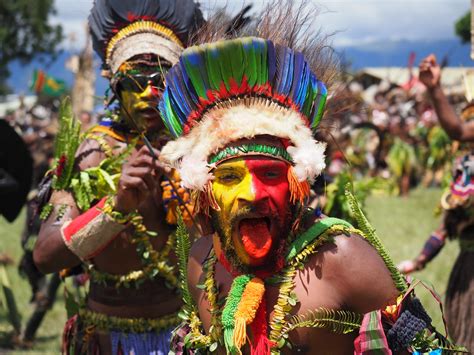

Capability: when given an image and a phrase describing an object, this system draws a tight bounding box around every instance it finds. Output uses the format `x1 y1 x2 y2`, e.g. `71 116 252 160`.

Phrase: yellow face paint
212 159 255 212
212 159 256 265
119 85 162 132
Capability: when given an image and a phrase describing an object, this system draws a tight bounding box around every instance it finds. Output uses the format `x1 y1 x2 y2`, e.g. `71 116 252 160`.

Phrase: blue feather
167 68 191 122
289 51 305 106
181 47 211 99
179 60 200 107
267 40 276 84
275 46 293 97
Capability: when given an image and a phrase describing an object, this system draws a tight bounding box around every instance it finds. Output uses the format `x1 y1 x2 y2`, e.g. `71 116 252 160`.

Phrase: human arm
419 54 474 141
34 140 166 273
324 233 401 313
33 139 105 273
326 233 450 353
397 224 446 275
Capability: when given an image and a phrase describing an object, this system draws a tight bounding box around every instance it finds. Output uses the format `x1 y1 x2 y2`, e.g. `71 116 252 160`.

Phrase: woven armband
61 197 126 260
420 234 445 263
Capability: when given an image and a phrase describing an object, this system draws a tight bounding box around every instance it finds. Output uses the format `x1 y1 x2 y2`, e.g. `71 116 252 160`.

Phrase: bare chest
195 262 359 354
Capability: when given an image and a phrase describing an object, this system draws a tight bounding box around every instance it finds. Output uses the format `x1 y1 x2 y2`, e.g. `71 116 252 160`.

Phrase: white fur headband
160 102 326 191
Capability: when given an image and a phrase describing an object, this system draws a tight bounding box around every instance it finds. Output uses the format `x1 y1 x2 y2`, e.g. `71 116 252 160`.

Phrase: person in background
398 54 474 352
33 0 203 353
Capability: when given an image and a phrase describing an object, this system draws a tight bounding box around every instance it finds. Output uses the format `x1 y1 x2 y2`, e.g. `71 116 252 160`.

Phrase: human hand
114 145 171 214
419 54 441 89
397 259 421 275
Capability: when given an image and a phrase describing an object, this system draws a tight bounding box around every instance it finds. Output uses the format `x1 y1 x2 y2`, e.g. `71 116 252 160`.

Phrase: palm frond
283 307 362 335
175 209 194 310
345 185 407 293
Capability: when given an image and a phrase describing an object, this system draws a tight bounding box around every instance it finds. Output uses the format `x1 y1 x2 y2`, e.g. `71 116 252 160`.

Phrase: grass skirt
445 249 474 353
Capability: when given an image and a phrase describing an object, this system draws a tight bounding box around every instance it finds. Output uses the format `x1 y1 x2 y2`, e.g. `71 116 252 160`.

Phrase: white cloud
316 0 469 46
52 0 470 49
51 0 94 49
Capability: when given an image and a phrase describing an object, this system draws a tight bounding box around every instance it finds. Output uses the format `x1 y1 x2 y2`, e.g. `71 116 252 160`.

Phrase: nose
237 175 256 205
139 81 159 99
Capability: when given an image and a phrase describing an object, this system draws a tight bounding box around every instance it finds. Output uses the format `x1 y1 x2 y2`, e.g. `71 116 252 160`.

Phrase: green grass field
0 187 458 354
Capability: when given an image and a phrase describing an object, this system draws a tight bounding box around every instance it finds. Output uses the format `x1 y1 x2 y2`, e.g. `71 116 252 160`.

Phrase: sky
51 0 470 49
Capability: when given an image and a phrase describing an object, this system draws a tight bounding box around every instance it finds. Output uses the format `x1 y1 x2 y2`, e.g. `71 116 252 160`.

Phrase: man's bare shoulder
306 231 400 313
75 132 125 170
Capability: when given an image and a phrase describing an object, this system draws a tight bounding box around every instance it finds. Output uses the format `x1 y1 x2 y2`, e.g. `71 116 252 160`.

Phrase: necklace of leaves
85 197 179 289
186 224 364 353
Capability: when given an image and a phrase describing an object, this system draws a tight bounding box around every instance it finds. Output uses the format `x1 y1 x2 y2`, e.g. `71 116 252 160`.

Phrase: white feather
160 103 327 190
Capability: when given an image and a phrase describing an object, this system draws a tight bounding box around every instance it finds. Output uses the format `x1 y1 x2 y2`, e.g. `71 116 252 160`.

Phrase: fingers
419 54 438 70
426 53 437 64
120 175 149 194
129 146 171 173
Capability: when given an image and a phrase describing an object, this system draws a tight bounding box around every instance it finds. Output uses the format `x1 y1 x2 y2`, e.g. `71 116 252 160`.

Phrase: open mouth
238 217 273 261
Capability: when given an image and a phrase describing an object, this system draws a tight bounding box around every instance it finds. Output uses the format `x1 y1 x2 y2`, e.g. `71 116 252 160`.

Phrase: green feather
242 37 257 87
206 43 224 91
164 95 183 136
217 41 236 91
255 38 268 86
229 40 245 86
182 46 208 99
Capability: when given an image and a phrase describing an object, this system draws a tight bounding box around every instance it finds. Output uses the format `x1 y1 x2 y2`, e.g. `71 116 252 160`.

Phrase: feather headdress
88 0 204 75
159 36 328 190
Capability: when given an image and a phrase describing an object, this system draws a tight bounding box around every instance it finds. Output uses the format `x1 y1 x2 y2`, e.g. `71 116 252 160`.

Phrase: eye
263 170 281 179
218 173 241 184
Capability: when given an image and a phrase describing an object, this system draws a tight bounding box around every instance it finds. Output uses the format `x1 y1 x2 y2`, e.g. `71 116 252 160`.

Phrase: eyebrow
215 166 241 173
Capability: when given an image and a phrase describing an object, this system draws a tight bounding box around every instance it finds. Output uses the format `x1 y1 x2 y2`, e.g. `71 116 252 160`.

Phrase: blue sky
52 0 470 48
7 0 469 95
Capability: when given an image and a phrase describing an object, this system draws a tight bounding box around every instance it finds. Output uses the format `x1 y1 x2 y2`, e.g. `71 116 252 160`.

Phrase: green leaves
52 98 82 190
283 307 362 336
68 138 132 211
175 210 194 310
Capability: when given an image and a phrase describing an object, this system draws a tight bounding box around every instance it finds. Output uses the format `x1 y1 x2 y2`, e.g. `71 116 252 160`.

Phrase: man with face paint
32 0 203 353
158 6 464 354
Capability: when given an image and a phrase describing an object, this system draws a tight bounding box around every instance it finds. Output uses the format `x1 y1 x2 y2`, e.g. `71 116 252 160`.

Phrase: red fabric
63 197 107 242
62 314 78 355
250 297 274 355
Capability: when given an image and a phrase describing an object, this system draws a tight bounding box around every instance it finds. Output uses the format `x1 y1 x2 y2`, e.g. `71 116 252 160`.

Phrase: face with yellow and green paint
115 56 169 133
210 139 295 272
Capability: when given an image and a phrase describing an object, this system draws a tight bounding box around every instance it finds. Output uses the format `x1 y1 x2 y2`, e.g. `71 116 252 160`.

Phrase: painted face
117 64 167 133
211 156 293 272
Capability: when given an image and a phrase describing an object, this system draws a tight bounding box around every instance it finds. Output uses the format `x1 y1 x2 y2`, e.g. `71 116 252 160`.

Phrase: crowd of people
0 0 473 354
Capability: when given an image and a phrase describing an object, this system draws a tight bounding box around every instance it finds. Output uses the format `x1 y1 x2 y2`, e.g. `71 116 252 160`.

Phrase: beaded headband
89 0 204 75
105 21 184 74
209 144 293 166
